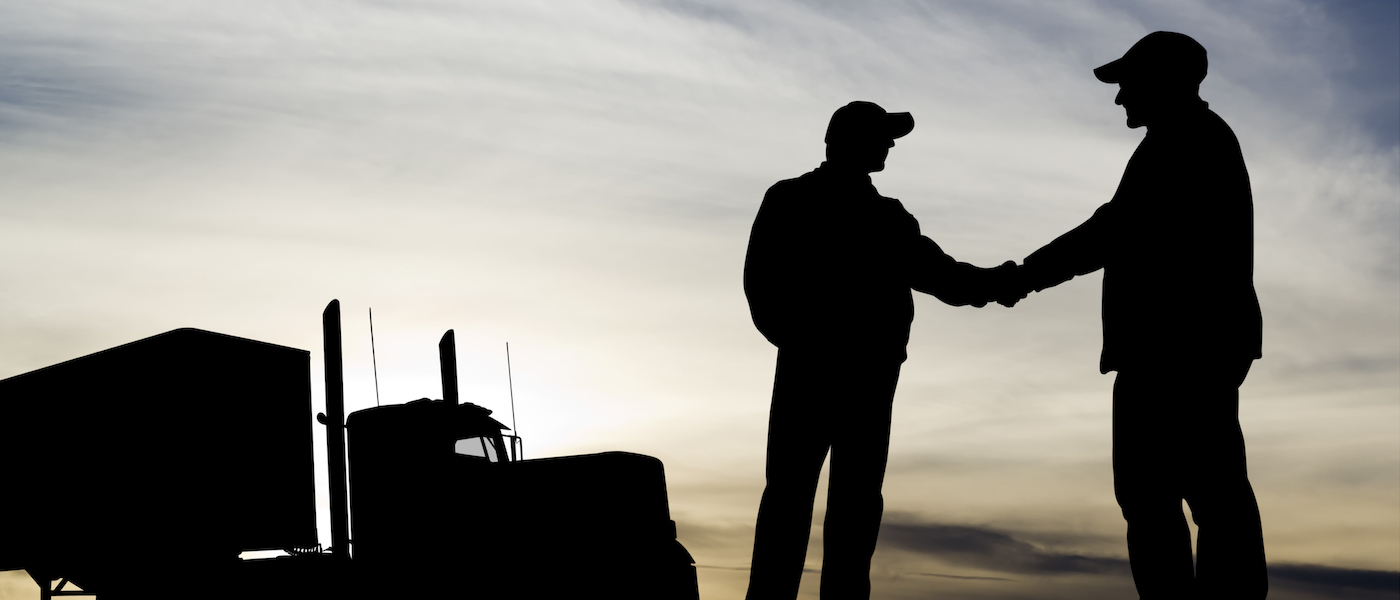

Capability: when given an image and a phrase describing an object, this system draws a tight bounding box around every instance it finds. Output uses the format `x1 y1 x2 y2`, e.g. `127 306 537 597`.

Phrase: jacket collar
1145 99 1211 134
813 162 876 189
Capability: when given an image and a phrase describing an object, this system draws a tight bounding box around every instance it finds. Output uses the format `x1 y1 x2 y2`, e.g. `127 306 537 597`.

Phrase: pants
746 351 902 600
1113 364 1267 600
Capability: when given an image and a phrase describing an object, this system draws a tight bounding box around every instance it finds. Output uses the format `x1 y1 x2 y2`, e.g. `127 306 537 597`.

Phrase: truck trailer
0 300 698 599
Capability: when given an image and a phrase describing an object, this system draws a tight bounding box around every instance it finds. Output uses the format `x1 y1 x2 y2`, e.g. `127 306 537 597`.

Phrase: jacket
744 163 994 362
1022 102 1263 373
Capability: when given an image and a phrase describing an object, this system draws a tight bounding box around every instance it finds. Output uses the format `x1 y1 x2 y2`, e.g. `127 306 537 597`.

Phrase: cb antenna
506 342 518 443
369 308 381 407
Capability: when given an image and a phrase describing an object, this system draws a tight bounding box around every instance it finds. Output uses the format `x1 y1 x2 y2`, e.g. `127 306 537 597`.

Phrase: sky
0 0 1396 599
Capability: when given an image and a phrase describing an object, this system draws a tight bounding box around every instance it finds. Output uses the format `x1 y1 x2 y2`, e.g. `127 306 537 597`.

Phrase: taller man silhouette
1013 32 1268 599
742 101 1019 600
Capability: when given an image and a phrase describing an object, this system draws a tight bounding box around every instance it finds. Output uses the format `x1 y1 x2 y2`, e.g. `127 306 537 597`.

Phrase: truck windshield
455 437 500 462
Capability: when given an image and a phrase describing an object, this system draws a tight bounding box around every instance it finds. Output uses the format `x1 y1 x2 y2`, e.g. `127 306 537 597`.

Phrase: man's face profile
865 138 894 172
1114 78 1196 129
1115 81 1150 129
830 137 896 173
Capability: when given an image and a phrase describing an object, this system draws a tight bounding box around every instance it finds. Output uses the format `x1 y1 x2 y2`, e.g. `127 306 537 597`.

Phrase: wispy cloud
1270 562 1400 594
879 518 1400 598
879 520 1129 576
0 2 1393 599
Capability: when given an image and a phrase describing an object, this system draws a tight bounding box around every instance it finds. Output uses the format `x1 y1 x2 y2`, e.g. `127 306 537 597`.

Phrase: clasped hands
969 261 1033 308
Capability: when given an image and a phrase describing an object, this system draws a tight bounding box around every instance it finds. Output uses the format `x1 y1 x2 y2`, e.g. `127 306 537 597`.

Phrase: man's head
824 101 914 173
1095 32 1207 128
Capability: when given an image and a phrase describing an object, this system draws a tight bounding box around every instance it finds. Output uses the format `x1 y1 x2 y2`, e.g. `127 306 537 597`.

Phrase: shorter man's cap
825 101 915 144
1094 31 1207 86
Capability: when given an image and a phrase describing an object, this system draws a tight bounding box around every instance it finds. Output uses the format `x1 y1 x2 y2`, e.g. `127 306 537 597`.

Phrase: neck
1145 96 1208 129
821 160 875 177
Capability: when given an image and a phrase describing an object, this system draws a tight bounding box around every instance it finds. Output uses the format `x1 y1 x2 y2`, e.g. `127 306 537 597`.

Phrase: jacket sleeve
908 237 1001 307
902 209 1000 307
743 185 797 346
1020 202 1112 291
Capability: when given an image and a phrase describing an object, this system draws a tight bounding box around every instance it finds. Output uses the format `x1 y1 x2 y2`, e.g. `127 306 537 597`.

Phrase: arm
743 185 800 346
1019 202 1113 292
906 231 1020 307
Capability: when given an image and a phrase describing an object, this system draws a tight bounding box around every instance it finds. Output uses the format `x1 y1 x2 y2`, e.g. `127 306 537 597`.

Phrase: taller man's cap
1094 31 1207 86
825 101 915 144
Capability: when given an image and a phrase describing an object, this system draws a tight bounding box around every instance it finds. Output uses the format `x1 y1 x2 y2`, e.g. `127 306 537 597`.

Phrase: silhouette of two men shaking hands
744 31 1265 600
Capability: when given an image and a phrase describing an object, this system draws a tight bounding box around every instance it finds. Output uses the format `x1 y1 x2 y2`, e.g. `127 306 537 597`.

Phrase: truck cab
346 398 697 599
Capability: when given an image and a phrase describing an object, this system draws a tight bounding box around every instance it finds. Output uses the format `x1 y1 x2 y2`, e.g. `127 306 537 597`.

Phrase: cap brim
1094 58 1125 83
886 112 914 139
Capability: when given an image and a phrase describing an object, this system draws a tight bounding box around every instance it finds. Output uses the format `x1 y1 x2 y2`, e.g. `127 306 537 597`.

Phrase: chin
1126 117 1146 129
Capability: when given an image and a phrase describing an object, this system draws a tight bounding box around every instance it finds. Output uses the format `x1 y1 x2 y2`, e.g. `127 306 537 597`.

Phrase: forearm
906 236 971 304
1021 203 1111 291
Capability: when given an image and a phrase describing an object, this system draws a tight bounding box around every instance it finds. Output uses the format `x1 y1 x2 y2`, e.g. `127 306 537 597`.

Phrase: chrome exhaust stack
320 300 351 558
439 330 459 408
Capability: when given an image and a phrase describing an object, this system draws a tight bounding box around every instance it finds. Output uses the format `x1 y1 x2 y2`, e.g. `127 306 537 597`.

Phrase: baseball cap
1094 31 1208 87
824 101 915 144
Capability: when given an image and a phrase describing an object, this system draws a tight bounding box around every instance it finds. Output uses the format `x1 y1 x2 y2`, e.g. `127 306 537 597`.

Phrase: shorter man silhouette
1010 32 1267 599
743 101 1019 600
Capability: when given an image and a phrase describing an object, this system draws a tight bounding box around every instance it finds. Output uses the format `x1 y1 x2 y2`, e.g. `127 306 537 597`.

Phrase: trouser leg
747 355 835 600
819 362 899 600
1114 371 1195 599
1115 364 1268 600
1184 380 1267 600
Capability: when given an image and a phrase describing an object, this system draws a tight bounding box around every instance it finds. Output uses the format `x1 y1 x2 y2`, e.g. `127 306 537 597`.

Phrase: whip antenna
507 342 519 452
369 308 381 407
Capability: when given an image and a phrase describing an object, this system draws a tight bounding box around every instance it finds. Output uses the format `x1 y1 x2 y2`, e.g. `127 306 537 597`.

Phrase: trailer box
0 328 317 591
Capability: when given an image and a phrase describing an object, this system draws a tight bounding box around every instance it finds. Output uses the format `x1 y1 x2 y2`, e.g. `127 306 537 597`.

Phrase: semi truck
0 300 698 599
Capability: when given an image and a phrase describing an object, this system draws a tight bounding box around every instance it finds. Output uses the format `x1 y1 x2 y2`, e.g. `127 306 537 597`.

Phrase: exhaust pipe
322 300 351 557
439 330 459 407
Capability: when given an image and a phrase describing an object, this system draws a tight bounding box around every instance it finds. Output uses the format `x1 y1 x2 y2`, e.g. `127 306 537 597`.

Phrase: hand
991 261 1030 307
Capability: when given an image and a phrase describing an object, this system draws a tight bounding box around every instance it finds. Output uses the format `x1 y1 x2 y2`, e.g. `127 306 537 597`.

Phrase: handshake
969 261 1033 309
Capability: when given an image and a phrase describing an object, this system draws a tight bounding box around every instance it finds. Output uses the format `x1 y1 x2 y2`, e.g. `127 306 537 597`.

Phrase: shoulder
1145 108 1245 165
765 176 803 197
765 171 820 200
875 192 914 218
1181 109 1248 175
755 172 819 228
873 194 920 235
1201 108 1237 134
1196 108 1243 147
760 171 825 215
1171 107 1243 152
